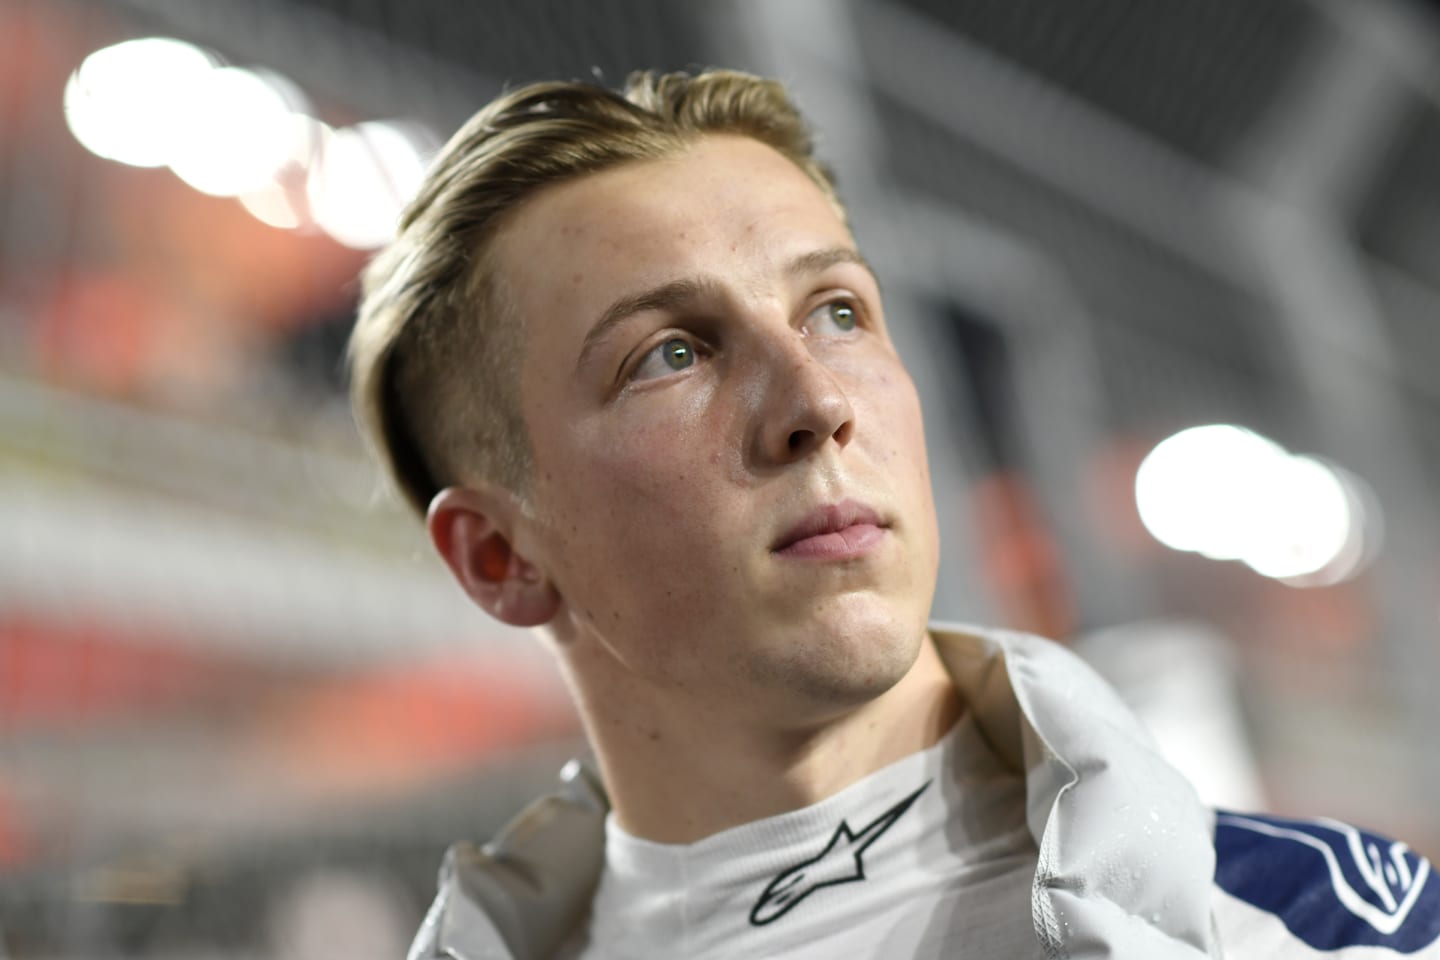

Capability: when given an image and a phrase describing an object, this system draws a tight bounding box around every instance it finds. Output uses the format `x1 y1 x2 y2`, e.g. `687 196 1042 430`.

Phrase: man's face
493 135 939 717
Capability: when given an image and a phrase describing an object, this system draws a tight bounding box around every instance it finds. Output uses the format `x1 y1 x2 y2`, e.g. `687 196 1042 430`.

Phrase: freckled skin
488 135 950 839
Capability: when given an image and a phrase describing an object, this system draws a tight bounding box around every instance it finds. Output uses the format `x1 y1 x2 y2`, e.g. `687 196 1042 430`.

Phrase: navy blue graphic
1215 811 1440 953
749 781 931 926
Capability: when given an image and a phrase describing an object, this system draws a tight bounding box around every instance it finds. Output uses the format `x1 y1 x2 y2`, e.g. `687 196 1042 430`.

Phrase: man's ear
426 486 561 628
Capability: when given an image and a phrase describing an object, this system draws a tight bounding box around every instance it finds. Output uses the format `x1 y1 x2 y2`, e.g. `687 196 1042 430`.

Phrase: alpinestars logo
749 781 931 926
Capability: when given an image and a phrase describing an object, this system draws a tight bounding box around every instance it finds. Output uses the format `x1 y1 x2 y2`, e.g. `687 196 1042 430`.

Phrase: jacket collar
933 624 1218 958
419 626 1218 959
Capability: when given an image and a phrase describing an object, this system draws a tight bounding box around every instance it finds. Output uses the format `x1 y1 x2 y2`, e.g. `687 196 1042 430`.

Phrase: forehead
488 135 854 331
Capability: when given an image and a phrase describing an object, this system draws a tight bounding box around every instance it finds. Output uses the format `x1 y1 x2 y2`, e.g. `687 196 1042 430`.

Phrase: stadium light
307 121 433 250
1135 424 1376 586
64 37 217 168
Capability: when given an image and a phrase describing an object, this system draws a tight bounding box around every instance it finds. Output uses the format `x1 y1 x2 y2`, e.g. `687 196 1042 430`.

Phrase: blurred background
2 0 1439 955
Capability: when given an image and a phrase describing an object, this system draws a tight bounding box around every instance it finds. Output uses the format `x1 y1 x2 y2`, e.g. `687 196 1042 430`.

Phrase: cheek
604 423 721 501
536 427 747 655
900 388 930 466
857 364 928 462
538 416 732 567
591 385 740 498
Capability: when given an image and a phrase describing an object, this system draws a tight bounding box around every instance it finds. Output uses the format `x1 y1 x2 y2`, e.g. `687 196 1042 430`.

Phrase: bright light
1242 455 1351 579
67 39 436 243
238 179 305 229
1135 426 1285 561
64 38 217 167
1135 424 1376 586
307 121 433 250
1281 464 1382 588
168 68 316 197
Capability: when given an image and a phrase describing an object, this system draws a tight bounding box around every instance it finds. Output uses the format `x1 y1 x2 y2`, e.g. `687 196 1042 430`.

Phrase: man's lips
772 499 888 560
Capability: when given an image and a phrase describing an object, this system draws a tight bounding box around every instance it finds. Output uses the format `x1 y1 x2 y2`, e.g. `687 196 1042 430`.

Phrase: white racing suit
408 626 1440 959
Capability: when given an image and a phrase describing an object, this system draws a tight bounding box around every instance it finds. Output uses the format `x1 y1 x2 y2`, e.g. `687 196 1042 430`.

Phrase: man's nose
751 335 856 467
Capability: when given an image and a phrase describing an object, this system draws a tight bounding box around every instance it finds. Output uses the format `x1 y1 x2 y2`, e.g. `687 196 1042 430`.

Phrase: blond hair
348 69 840 517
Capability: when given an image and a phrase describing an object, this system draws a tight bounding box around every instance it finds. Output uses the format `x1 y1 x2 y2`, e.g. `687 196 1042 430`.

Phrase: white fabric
407 627 1291 959
559 709 1042 959
1209 887 1428 960
936 625 1218 958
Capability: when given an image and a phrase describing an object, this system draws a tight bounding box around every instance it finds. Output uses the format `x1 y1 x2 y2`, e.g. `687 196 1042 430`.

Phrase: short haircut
348 69 842 517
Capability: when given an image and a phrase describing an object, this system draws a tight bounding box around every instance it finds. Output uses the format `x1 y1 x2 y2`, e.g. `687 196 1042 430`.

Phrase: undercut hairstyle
348 69 842 518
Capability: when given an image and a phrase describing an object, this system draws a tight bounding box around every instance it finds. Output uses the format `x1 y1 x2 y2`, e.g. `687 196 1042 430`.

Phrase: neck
560 632 962 845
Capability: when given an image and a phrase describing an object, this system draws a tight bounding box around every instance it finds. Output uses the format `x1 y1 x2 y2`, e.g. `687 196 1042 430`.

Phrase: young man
349 70 1440 959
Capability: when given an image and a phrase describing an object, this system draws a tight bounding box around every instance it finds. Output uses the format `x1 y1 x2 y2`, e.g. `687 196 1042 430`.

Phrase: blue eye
807 300 860 336
631 336 697 381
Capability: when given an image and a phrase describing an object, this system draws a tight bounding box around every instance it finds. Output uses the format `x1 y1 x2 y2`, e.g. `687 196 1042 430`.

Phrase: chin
751 609 926 707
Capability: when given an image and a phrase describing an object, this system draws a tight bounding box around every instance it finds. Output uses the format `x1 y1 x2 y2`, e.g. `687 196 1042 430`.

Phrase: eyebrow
575 246 878 374
786 246 877 284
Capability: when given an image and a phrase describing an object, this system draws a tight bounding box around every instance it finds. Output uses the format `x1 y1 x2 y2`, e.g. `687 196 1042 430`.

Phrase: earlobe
427 487 561 628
